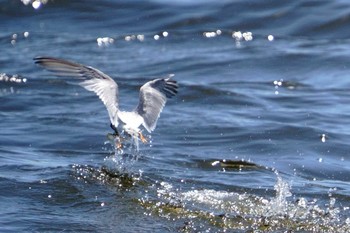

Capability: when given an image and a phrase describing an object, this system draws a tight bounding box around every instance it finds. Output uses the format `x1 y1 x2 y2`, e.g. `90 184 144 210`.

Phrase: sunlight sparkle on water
97 37 114 47
124 34 146 42
0 73 27 83
32 0 41 9
137 34 145 41
21 0 48 9
242 32 253 41
273 79 283 95
154 34 160 40
232 31 243 40
203 30 222 38
21 0 31 4
125 35 136 41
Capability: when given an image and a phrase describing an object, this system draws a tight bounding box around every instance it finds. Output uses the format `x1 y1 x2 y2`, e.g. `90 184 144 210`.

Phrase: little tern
34 57 178 147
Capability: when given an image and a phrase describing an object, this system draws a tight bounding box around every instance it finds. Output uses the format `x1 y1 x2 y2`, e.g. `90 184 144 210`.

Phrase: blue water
1 0 350 232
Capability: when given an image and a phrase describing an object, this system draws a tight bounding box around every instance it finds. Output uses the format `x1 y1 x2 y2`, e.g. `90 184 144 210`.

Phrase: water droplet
232 31 242 40
97 37 114 47
32 0 42 9
211 161 220 166
137 34 144 41
203 31 217 38
125 35 135 41
242 32 253 41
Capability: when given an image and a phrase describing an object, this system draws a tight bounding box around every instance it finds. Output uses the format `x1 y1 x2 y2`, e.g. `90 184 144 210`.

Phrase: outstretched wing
135 75 178 133
34 57 119 127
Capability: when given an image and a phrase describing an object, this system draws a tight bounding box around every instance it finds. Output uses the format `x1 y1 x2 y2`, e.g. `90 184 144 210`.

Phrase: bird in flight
34 57 178 148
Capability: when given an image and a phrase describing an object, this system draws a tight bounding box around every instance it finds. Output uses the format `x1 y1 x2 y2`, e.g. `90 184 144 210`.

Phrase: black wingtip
164 79 178 98
33 56 47 61
33 56 41 64
33 56 50 65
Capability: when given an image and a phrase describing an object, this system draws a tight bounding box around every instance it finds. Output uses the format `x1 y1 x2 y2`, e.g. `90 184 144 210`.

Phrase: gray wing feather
136 75 178 133
34 57 119 127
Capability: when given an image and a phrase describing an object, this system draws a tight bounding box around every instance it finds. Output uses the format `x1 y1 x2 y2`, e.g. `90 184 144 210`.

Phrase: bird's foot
107 132 124 149
116 141 123 149
115 135 126 150
139 132 148 144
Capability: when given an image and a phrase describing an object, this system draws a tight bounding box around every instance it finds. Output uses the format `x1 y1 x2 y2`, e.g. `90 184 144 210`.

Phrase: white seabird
34 57 178 147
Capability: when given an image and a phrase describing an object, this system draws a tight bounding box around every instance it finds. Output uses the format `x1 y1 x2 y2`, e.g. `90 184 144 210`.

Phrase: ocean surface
1 0 350 232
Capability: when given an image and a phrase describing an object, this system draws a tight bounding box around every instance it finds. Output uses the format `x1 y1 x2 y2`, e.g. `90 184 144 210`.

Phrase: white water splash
150 171 350 232
265 171 292 216
102 133 142 174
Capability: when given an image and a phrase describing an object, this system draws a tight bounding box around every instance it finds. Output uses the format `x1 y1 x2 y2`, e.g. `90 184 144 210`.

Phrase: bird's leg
139 131 148 144
116 137 123 150
110 123 123 149
110 123 119 136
